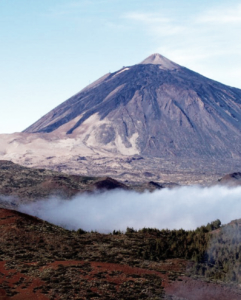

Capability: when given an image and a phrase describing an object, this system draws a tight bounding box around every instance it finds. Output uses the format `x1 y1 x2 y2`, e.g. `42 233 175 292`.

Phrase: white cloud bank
19 185 241 233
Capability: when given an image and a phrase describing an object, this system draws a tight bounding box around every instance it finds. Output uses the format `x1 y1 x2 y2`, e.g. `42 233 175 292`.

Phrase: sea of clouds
15 185 241 233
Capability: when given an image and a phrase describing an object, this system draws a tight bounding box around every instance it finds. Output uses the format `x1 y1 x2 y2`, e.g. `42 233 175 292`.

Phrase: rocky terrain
1 162 241 299
1 208 241 300
0 160 129 209
0 159 234 211
218 172 241 186
1 54 241 185
0 134 229 185
1 53 241 299
0 160 179 212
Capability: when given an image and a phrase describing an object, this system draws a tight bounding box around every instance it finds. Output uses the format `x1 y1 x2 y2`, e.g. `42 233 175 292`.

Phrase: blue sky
1 0 241 133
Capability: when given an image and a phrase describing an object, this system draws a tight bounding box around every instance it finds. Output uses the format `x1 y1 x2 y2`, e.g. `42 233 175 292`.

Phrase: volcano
1 54 241 184
24 53 241 160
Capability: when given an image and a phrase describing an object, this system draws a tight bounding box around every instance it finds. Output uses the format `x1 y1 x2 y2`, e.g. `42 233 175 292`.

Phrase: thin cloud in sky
124 12 170 24
197 4 241 24
123 12 185 36
46 0 118 18
123 3 241 87
10 0 241 73
123 4 241 46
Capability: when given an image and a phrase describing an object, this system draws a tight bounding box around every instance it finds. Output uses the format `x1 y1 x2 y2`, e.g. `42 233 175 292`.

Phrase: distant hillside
0 160 127 208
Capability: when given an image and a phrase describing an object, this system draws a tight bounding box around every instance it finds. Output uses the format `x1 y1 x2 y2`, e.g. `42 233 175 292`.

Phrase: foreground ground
1 208 241 300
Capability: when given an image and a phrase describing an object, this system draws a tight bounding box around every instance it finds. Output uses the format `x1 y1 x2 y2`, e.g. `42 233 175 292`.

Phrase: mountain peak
22 53 241 174
140 53 179 70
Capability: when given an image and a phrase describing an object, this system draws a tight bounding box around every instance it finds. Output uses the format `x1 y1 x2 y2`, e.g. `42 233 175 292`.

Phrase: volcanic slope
1 53 241 184
24 53 241 159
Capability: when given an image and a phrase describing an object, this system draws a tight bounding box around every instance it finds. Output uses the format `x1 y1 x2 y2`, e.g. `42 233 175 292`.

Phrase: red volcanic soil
0 209 49 299
0 208 41 226
0 258 164 299
1 208 241 299
1 258 241 300
0 261 49 300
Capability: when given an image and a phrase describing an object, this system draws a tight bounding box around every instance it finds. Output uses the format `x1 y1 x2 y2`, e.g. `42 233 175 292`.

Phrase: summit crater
140 53 180 70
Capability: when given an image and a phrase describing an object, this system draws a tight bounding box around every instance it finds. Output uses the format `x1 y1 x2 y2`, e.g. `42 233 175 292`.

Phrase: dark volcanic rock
0 160 128 205
24 53 241 161
148 181 164 189
218 172 241 186
93 177 128 190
